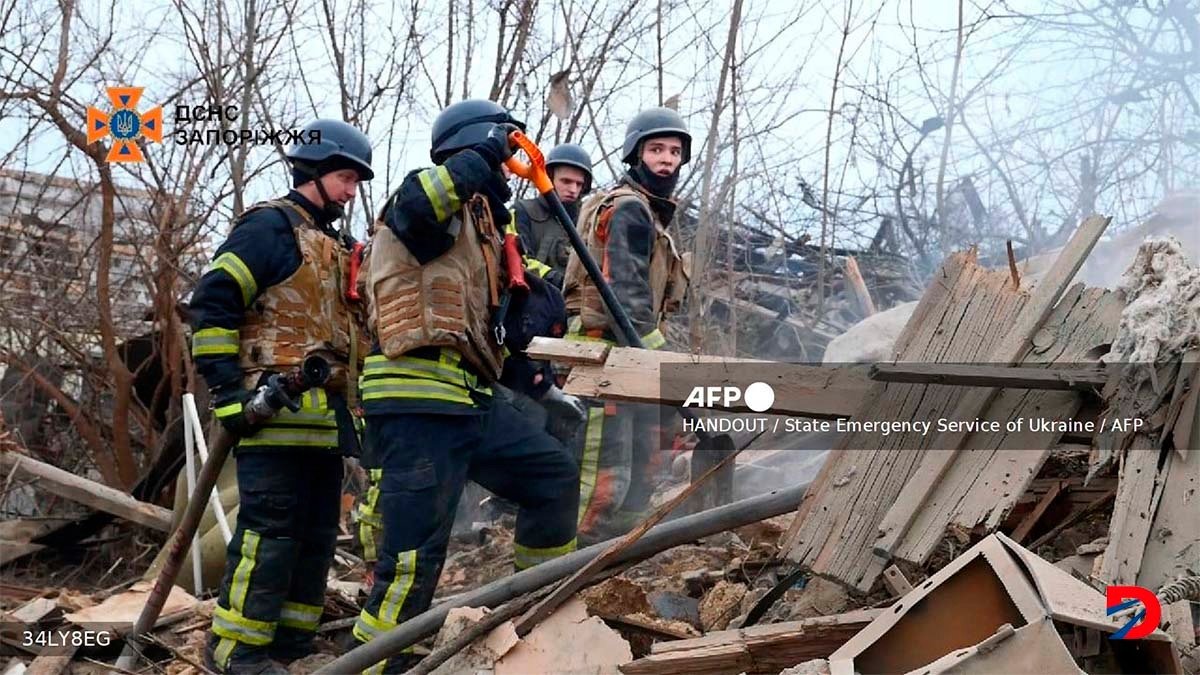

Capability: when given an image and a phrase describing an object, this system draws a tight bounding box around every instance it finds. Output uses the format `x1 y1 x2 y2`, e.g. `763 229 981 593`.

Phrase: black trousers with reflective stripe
358 399 579 636
212 451 343 647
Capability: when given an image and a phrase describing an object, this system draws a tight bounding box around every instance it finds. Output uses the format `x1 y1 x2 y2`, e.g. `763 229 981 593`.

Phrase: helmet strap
295 161 347 226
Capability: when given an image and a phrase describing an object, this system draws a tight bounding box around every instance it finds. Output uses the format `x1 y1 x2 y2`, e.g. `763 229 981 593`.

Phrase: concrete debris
63 581 198 633
821 301 917 364
580 577 652 618
10 233 1198 675
428 606 521 675
778 659 831 675
495 598 631 675
698 580 747 631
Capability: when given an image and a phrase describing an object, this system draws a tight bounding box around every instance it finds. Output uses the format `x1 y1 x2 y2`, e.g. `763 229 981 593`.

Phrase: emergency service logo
86 86 163 163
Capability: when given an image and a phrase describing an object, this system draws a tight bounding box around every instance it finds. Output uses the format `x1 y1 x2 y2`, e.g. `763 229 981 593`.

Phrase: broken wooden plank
1027 487 1116 550
1010 479 1068 544
782 251 1031 592
525 337 611 366
873 215 1112 559
621 610 880 675
1099 439 1168 585
0 452 172 532
319 483 812 673
0 542 45 566
1135 435 1200 592
869 363 1108 391
6 597 57 626
881 565 913 597
598 613 696 642
844 256 877 317
891 286 1122 566
25 648 76 675
888 287 1120 568
562 347 869 420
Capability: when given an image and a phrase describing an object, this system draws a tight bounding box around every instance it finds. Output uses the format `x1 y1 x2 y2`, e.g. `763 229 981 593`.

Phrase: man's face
317 169 361 207
640 136 683 176
550 166 587 203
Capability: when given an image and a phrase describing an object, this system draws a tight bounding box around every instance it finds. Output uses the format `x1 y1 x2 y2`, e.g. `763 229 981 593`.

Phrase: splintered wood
1100 357 1200 591
780 245 1120 593
618 610 880 675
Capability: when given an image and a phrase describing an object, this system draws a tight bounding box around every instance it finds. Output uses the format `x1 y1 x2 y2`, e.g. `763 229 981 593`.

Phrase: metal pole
316 482 809 674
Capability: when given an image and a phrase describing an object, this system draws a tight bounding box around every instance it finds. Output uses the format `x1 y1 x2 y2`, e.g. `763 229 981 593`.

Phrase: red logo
1106 585 1161 640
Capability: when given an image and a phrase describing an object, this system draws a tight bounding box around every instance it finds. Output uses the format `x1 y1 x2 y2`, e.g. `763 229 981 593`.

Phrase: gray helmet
545 143 594 193
286 119 373 180
431 99 526 162
621 107 691 166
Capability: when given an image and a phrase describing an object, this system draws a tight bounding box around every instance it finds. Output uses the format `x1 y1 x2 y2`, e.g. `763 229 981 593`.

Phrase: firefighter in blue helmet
511 143 594 288
190 119 373 673
352 99 580 673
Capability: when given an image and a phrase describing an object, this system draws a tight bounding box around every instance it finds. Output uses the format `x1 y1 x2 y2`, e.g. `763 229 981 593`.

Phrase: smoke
1022 192 1200 291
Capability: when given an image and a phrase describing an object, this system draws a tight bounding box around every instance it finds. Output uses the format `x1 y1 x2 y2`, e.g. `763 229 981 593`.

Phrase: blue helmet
546 143 594 193
286 119 373 181
621 107 691 166
431 99 526 163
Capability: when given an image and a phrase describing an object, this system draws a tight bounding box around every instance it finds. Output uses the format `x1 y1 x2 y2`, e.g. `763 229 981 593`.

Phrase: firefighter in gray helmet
511 143 594 288
562 107 691 544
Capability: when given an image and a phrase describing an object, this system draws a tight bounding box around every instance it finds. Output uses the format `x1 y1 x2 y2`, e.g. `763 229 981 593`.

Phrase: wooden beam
0 452 172 532
525 337 611 366
869 364 1108 391
619 610 880 675
844 256 877 317
1027 487 1116 550
563 347 869 420
1010 479 1067 543
873 215 1111 559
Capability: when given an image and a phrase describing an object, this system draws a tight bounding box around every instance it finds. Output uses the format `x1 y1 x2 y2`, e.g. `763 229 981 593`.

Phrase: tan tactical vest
562 185 688 336
363 194 506 380
236 199 369 394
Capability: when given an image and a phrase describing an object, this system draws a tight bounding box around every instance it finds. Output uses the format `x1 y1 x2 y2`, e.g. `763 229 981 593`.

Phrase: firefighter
189 119 373 673
353 99 580 673
562 107 691 545
511 143 594 288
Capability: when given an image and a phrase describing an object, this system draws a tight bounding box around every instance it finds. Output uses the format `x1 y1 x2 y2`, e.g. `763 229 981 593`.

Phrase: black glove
213 390 263 438
473 123 520 169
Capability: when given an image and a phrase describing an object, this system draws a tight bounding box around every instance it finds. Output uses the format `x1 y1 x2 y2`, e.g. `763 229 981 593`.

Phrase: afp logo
682 382 774 412
1106 585 1162 640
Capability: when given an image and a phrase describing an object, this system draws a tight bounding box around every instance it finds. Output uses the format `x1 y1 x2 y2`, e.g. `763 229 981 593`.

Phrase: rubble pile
3 226 1198 675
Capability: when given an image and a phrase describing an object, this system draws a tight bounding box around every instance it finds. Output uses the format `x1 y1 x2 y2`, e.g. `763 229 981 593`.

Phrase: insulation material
1108 237 1200 364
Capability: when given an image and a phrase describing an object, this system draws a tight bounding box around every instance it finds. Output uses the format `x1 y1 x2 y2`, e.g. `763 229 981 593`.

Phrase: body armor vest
517 197 571 273
562 185 688 336
363 194 506 380
236 199 369 393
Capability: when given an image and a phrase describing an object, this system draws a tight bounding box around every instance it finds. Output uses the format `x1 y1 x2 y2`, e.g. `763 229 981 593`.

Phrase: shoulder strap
234 197 312 232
